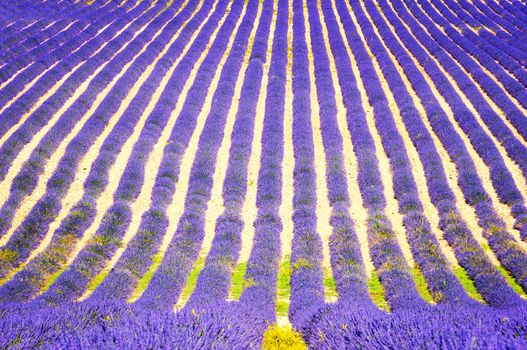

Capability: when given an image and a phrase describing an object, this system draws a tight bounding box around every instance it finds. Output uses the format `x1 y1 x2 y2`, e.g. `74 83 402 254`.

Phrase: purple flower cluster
287 0 327 328
0 301 265 349
302 302 527 349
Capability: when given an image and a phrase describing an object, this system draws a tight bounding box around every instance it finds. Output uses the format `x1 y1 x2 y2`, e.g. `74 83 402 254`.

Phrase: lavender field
0 0 527 348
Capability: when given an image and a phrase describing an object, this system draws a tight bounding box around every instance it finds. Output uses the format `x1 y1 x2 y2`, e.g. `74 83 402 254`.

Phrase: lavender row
304 1 372 309
89 0 253 303
236 0 288 323
303 303 527 349
74 0 233 304
0 1 83 62
0 0 203 303
135 0 253 311
0 0 130 109
0 3 152 186
511 0 527 17
381 0 527 291
436 0 527 70
287 0 327 328
421 0 527 86
185 0 274 309
1 8 63 55
0 3 97 66
0 302 265 349
0 1 34 27
400 0 527 116
0 2 172 280
320 0 470 305
395 0 527 224
357 0 523 307
0 2 133 135
516 0 527 15
82 0 235 303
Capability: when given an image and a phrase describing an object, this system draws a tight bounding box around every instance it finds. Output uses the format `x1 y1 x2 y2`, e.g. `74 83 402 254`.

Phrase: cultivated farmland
1 0 527 348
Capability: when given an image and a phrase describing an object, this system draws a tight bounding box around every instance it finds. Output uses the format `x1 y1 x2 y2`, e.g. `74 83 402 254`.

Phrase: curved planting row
374 0 527 294
37 0 239 307
133 0 250 311
184 0 275 310
0 0 202 303
354 0 524 307
0 0 175 281
234 0 287 325
318 0 469 305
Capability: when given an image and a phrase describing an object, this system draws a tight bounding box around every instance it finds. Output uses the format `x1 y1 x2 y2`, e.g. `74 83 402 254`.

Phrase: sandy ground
275 0 293 327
